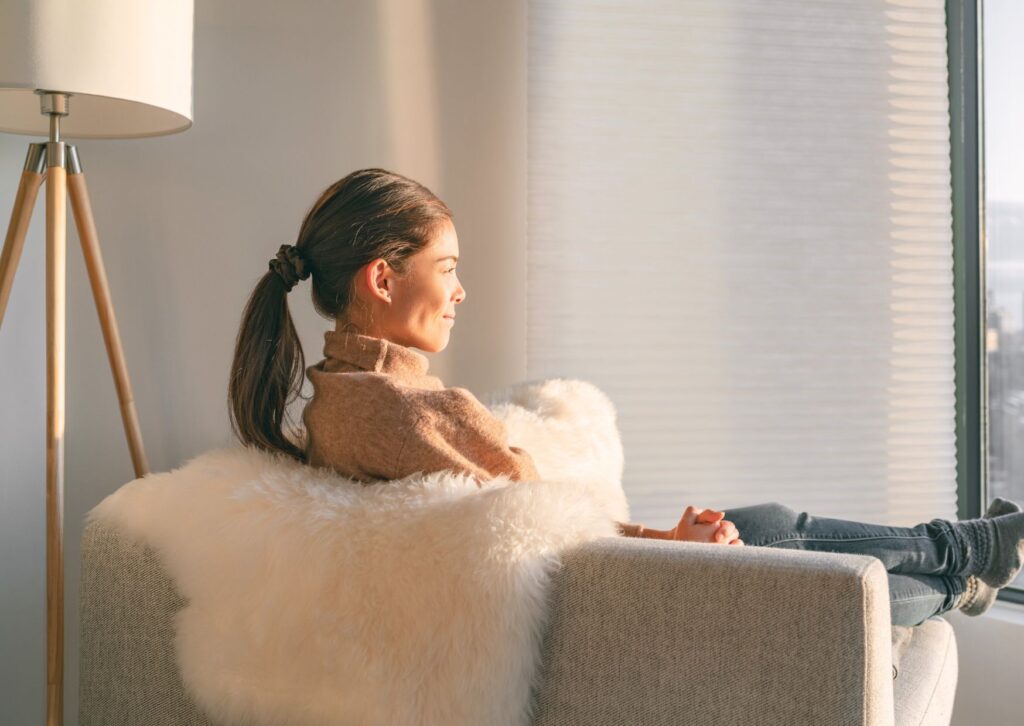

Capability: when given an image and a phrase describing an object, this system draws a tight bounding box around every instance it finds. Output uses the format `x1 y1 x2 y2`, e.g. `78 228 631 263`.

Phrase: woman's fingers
698 509 725 524
729 539 745 546
674 508 740 545
714 520 739 544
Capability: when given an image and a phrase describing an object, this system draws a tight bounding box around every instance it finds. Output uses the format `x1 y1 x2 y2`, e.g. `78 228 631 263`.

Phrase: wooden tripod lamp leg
0 144 46 328
45 139 66 726
66 145 150 478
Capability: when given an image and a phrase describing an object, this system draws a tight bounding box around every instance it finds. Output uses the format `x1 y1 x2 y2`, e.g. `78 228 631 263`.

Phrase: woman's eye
446 267 457 274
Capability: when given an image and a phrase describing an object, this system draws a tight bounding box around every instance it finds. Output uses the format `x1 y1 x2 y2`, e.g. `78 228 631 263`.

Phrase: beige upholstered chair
79 519 957 725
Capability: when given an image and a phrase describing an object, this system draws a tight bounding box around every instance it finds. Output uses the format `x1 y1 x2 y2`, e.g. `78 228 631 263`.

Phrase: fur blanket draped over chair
86 378 633 726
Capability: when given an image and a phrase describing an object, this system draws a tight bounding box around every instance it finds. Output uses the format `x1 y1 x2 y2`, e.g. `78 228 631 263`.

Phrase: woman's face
343 218 466 352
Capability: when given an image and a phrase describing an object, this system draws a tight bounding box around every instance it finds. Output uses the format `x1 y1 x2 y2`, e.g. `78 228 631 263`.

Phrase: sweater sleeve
394 386 643 537
394 386 541 483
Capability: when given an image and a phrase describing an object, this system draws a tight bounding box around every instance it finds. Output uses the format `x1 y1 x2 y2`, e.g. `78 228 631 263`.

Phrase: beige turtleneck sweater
302 330 645 538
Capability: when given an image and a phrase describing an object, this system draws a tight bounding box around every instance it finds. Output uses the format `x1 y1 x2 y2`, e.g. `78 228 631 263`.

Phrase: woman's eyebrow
437 255 459 263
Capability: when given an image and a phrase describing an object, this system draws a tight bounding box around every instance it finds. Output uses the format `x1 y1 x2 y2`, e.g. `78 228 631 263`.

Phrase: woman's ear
364 259 393 302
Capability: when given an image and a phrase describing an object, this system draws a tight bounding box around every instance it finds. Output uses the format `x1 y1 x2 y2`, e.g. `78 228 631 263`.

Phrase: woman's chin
413 331 450 354
435 328 453 349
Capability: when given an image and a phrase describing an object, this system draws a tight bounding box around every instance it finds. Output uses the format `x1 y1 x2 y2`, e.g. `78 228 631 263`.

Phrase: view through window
982 0 1024 588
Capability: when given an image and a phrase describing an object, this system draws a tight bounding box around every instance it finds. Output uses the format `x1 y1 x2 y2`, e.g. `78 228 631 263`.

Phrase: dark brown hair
227 168 453 461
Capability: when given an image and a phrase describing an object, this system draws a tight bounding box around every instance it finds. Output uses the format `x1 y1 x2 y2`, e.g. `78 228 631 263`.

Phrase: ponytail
228 269 307 462
227 168 452 462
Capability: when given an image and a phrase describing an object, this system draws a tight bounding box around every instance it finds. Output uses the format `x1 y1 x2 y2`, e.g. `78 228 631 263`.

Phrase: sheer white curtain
527 0 957 529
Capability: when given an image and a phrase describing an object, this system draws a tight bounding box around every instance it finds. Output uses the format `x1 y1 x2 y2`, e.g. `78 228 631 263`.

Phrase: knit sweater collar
321 330 431 383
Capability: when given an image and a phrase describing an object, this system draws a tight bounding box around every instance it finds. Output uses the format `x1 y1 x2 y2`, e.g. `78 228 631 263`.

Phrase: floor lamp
0 2 194 723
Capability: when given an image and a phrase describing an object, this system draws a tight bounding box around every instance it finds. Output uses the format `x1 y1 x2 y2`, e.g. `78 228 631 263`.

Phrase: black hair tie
268 244 310 292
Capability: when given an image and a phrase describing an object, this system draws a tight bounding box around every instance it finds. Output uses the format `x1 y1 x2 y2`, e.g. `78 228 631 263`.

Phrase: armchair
79 518 957 725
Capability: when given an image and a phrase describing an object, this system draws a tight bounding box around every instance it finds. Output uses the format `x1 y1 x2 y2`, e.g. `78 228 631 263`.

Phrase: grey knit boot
955 503 1024 589
959 498 1022 616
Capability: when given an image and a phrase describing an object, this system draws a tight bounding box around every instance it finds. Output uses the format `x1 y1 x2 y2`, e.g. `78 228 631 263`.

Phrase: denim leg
886 574 967 626
723 502 968 576
720 502 968 626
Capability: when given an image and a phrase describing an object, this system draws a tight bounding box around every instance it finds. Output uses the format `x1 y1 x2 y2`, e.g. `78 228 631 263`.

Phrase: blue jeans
724 502 968 627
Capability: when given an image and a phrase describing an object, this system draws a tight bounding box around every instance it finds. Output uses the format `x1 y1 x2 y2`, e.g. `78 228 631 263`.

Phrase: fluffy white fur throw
87 378 631 726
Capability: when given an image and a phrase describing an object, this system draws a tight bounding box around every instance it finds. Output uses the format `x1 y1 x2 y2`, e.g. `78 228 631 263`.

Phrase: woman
228 168 1024 628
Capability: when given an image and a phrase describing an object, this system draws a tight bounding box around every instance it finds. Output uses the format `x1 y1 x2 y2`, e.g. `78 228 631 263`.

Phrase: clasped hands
644 506 744 545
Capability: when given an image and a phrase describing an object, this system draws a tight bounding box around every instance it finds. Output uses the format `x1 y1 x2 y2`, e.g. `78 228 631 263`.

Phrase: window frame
949 0 1023 601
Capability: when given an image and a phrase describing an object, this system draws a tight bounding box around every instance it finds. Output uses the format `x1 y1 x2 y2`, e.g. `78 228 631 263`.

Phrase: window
978 0 1024 594
528 0 959 529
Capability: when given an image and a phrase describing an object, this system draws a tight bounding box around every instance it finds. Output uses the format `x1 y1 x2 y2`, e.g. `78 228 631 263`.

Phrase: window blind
527 0 958 529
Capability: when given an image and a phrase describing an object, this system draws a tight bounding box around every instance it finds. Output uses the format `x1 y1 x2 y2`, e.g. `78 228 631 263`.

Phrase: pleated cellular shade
0 0 194 138
527 0 958 528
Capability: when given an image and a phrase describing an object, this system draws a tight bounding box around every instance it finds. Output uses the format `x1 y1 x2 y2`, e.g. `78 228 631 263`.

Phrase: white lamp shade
0 0 194 139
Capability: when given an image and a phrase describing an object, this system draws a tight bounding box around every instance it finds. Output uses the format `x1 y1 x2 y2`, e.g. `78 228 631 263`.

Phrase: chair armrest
79 520 214 726
530 537 895 726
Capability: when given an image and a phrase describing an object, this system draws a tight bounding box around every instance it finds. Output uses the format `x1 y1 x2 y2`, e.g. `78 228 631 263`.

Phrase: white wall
948 604 1024 724
0 132 48 723
0 1 527 722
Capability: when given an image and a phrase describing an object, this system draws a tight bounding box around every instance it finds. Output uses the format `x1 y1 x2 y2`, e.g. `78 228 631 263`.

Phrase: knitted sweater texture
302 330 643 537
